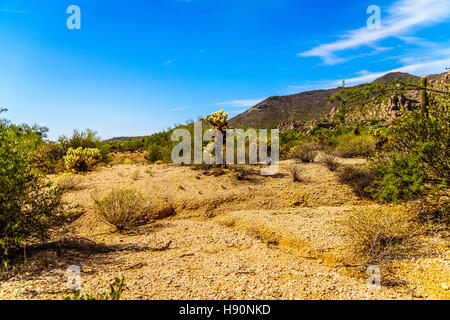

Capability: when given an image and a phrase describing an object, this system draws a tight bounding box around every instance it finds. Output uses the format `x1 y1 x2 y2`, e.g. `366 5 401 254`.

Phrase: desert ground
0 155 448 300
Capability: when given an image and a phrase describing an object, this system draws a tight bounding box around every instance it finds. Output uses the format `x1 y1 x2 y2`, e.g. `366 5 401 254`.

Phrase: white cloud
287 58 450 92
168 106 192 112
0 9 26 14
299 0 450 64
215 98 265 108
341 58 450 86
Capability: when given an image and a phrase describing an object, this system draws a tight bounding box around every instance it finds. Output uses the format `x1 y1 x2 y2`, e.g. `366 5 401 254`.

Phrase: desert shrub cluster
337 165 378 198
92 188 173 231
288 142 318 163
64 147 102 173
0 110 70 267
27 129 112 174
287 164 305 182
328 77 449 210
319 153 340 171
92 188 151 231
370 91 449 205
342 208 416 263
333 134 376 158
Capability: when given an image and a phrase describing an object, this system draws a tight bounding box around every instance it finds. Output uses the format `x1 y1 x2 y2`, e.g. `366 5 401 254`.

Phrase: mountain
229 72 420 129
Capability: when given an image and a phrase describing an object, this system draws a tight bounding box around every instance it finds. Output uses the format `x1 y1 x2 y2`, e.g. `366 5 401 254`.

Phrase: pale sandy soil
0 159 448 300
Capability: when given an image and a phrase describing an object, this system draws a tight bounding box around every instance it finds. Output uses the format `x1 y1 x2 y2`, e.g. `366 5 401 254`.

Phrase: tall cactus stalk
420 77 429 117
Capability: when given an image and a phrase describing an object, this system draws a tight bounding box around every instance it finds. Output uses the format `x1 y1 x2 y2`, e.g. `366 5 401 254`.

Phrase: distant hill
104 136 146 143
229 72 420 128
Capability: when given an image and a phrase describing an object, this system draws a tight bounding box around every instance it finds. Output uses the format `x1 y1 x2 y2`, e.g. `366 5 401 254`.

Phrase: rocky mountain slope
229 72 422 129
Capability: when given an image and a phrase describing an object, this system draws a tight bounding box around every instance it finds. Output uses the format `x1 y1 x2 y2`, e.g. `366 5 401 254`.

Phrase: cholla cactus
203 110 230 164
64 147 102 173
204 109 229 134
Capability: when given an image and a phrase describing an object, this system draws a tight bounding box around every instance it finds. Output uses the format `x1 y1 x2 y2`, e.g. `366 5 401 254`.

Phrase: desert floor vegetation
1 158 448 300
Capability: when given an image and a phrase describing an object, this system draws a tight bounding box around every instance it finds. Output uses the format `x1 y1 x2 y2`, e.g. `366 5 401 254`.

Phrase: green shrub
30 142 65 174
147 143 163 162
371 154 426 203
64 147 102 173
329 77 449 209
0 110 69 267
370 86 449 205
64 276 126 300
333 134 376 158
113 138 145 152
59 129 110 163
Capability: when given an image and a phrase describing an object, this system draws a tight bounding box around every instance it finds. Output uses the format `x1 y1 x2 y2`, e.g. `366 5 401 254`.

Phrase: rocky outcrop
277 120 303 131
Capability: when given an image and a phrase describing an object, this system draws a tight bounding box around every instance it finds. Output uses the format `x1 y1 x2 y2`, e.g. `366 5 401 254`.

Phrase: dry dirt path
0 219 410 300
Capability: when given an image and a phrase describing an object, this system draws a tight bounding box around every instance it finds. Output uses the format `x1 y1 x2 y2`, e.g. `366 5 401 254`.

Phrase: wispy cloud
168 106 192 112
0 8 26 14
164 59 174 66
299 0 450 65
215 98 265 108
287 58 450 92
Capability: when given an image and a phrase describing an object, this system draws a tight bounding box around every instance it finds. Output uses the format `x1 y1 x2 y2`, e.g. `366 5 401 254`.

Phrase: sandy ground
0 159 448 300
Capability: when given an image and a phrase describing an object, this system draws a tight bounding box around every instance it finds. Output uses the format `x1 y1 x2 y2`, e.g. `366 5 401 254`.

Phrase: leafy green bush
370 84 449 204
333 134 376 158
329 76 449 209
64 147 102 173
30 142 65 174
147 143 163 162
59 129 110 163
0 110 69 267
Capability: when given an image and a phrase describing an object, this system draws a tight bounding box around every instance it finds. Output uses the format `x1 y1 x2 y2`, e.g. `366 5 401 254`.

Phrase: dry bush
287 164 304 182
131 169 141 180
319 153 340 171
57 174 84 191
92 189 151 231
288 142 319 163
144 168 154 176
337 165 377 198
229 165 255 181
342 208 417 263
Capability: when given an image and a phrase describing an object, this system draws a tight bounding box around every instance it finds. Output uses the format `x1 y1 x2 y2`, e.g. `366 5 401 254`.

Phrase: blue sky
1 0 449 139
